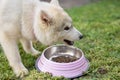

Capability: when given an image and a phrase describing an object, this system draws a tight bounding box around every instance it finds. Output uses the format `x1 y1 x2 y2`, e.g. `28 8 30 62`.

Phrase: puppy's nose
79 35 83 39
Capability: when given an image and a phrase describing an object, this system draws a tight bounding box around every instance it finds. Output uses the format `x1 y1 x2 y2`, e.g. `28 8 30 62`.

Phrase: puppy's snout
79 35 83 39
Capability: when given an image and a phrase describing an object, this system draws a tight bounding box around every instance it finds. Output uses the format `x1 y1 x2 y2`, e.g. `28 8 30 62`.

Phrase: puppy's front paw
14 67 29 78
32 49 41 56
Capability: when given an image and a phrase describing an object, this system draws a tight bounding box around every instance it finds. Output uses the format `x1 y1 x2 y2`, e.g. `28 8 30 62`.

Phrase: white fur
0 0 82 77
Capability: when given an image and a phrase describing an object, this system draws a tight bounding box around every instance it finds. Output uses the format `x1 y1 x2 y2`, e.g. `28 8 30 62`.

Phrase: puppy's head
34 0 83 45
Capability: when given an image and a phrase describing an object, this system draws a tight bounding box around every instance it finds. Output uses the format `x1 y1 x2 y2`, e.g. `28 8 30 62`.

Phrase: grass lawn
0 0 120 80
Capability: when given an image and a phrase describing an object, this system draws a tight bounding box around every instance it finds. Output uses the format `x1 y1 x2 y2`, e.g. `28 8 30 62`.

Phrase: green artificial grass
0 0 120 80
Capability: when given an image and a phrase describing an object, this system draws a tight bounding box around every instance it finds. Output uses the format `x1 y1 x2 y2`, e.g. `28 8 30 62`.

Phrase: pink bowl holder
35 46 89 78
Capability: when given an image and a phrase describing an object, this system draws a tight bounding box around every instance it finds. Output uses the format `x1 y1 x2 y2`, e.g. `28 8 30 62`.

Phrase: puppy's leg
0 34 28 78
20 38 40 56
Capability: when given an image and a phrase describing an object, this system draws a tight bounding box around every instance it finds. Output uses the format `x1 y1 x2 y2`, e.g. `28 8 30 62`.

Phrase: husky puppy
0 0 83 77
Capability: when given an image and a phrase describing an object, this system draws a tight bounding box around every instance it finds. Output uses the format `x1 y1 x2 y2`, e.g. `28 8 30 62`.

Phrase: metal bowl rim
41 44 85 64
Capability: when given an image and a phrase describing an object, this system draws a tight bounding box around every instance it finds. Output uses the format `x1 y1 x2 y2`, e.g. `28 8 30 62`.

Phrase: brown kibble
51 55 79 63
45 72 52 76
97 67 108 74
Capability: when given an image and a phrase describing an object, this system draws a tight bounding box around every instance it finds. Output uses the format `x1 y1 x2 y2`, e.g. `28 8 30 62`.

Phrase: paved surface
41 0 100 9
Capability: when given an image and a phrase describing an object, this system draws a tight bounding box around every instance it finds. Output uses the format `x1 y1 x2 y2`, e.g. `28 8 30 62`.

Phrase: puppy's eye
64 26 70 30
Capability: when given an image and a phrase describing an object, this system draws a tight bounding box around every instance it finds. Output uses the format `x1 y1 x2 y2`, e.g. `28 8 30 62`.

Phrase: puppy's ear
50 0 60 6
40 10 52 25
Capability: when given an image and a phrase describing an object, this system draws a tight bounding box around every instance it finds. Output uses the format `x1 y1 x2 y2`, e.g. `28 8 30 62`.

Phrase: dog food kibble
97 68 108 74
51 55 78 63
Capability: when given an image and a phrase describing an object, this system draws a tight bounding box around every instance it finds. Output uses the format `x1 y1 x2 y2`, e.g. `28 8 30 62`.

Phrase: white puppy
0 0 83 78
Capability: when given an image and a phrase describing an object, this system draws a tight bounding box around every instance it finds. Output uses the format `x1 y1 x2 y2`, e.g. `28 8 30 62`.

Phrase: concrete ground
41 0 100 9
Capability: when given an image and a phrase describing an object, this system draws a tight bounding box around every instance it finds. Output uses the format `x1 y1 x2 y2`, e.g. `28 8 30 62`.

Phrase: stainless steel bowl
44 45 82 61
36 44 89 78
